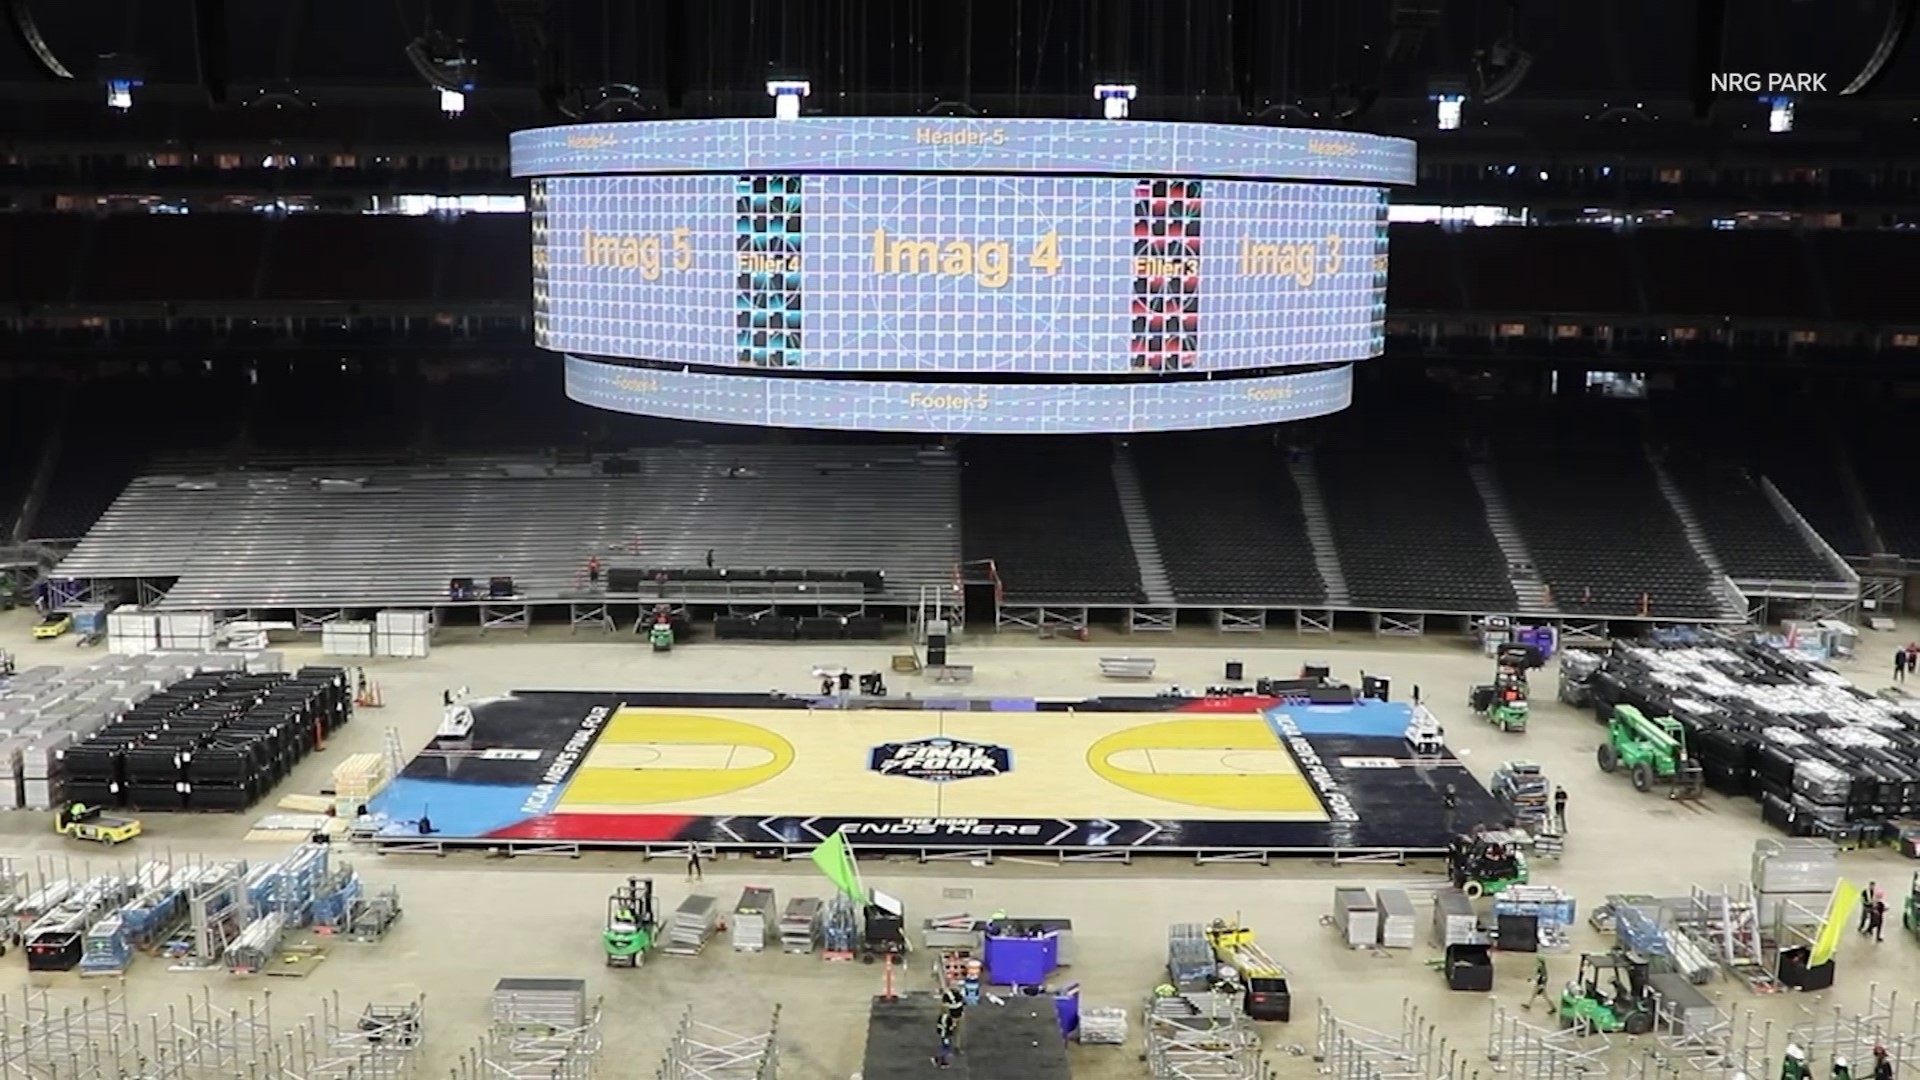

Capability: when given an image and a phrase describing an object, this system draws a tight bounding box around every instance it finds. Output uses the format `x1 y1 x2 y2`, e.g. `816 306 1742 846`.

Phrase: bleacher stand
1852 431 1920 558
1661 460 1839 581
0 379 57 536
1131 433 1324 606
960 439 1144 605
1815 231 1910 323
0 215 84 304
1489 415 1724 620
27 374 250 542
1315 409 1518 612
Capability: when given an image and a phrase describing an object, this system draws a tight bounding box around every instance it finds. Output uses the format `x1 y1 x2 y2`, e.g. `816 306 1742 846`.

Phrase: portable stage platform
862 993 1070 1080
363 691 1500 862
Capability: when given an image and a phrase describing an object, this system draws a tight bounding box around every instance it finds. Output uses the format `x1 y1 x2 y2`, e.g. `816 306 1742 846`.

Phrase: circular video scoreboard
512 117 1415 434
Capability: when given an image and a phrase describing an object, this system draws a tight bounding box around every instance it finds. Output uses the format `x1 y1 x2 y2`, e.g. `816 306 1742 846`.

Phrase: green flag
809 830 865 903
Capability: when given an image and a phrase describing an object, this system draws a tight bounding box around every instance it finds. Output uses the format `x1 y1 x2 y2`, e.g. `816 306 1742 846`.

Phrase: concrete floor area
5 611 1920 1079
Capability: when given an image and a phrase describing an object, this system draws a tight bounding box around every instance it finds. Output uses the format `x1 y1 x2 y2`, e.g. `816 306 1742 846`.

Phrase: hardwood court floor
557 707 1330 821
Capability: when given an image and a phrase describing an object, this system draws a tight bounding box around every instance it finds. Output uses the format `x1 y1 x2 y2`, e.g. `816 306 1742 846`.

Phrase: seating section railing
960 439 1144 605
1130 435 1325 607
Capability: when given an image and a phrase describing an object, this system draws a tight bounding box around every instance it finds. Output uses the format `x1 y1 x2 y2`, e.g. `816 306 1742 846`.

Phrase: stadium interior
4 1 1920 1079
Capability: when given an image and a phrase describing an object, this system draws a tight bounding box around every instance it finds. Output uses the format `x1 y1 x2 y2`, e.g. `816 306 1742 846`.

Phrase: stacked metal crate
1750 837 1839 925
779 897 822 954
732 887 774 952
492 978 589 1035
666 894 720 955
1165 923 1215 990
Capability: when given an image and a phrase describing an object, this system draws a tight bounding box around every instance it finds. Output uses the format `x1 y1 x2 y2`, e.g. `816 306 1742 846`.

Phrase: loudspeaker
1302 664 1331 681
1308 686 1356 705
487 576 516 599
607 568 645 593
1225 661 1244 682
1362 674 1390 701
927 634 948 667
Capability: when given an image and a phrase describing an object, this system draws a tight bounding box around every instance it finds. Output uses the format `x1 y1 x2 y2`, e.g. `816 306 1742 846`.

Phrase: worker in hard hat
1872 1045 1893 1080
1781 1044 1809 1080
1832 1053 1852 1080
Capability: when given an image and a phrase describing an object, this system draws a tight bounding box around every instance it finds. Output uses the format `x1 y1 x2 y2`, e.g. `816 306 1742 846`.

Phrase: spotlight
1094 83 1137 120
766 79 810 120
1766 96 1794 132
1434 93 1465 130
99 52 143 112
406 30 475 112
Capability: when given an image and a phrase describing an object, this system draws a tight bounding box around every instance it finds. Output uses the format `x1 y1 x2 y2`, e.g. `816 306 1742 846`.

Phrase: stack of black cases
58 666 352 812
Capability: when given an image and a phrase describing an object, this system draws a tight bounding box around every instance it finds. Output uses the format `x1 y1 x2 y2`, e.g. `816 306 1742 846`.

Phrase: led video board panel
564 355 1355 435
511 117 1418 185
532 174 1389 374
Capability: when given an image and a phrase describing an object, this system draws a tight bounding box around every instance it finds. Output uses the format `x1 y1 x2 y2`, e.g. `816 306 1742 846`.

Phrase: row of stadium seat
0 213 1912 322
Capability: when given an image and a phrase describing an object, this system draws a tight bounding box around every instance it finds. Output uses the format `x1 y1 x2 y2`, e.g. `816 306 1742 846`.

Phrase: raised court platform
364 691 1501 860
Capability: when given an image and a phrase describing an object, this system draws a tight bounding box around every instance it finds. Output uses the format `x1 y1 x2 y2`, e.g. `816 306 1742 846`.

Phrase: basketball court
368 690 1498 857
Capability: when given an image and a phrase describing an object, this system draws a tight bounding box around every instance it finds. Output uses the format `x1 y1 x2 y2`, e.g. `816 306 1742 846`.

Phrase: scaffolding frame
1788 982 1920 1075
272 993 426 1080
1628 998 1772 1079
1144 992 1262 1080
135 987 285 1079
1485 1001 1612 1078
453 1000 604 1080
0 985 135 1080
1313 998 1481 1079
1672 885 1771 989
656 1007 780 1080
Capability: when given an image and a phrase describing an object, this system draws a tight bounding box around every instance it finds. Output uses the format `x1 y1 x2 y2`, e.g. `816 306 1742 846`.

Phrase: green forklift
1597 704 1704 799
1447 834 1529 899
1558 952 1654 1035
604 877 659 968
1469 643 1537 733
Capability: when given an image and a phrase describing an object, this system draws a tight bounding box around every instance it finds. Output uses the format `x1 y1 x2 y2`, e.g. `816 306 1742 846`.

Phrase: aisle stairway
1110 447 1176 610
1648 454 1751 621
1286 454 1350 607
1466 462 1558 614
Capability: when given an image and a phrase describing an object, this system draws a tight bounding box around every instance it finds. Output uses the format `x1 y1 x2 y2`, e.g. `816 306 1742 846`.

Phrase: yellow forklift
55 802 142 845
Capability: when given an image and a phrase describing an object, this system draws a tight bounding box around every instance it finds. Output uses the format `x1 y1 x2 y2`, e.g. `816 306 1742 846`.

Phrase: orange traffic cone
357 680 385 708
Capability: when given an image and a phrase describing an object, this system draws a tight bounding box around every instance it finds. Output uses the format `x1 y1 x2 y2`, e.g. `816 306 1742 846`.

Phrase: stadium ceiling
1 0 1916 141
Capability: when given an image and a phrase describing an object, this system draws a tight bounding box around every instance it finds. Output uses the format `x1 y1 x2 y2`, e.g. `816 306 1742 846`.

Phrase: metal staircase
1466 462 1558 615
1286 454 1350 607
1647 452 1751 622
1111 445 1178 631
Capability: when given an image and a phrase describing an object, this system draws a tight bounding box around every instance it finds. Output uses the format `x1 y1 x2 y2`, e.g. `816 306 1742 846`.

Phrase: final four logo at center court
868 737 1012 783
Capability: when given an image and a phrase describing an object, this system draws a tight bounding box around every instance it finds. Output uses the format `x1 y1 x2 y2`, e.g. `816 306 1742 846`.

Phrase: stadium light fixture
440 88 466 116
1434 93 1465 129
1766 96 1794 133
766 80 810 120
1094 83 1137 120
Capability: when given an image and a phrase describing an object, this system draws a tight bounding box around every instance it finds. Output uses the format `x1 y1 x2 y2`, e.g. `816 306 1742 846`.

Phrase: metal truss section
455 1000 604 1080
1788 982 1920 1076
1296 609 1334 634
0 985 134 1079
656 1007 780 1080
479 604 533 633
1213 607 1267 633
295 608 347 632
1145 992 1262 1080
568 601 615 633
1130 607 1178 633
1372 612 1427 638
1485 1001 1612 1078
1557 619 1609 646
1629 998 1771 1080
1312 998 1480 1079
995 605 1090 633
